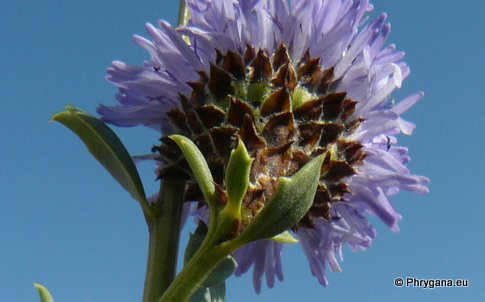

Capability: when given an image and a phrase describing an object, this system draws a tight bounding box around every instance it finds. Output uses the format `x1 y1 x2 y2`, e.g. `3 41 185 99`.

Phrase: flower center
154 43 366 230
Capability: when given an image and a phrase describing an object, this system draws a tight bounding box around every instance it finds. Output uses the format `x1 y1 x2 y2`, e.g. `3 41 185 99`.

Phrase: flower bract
98 0 429 293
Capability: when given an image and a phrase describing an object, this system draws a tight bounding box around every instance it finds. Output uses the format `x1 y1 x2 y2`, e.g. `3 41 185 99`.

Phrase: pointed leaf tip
271 231 299 244
33 283 55 302
52 106 149 210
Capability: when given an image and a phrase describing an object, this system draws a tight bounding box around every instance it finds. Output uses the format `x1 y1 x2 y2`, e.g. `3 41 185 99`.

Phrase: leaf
184 223 208 265
33 283 55 302
170 135 216 208
271 231 299 244
202 256 236 288
184 223 237 289
238 154 325 242
52 106 147 205
224 139 253 215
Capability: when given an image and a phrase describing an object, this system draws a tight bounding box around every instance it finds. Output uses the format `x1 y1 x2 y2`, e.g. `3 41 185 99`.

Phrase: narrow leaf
224 139 253 215
238 154 325 242
170 135 216 208
33 283 55 302
52 106 147 205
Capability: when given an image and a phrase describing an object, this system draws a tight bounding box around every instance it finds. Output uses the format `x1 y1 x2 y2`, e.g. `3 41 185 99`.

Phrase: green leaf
224 140 253 216
271 231 299 244
33 283 55 302
184 223 208 265
238 154 325 242
170 135 216 208
51 106 148 206
202 256 236 288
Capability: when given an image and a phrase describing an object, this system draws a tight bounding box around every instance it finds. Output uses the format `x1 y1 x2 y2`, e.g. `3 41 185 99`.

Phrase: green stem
158 237 243 302
142 179 186 302
177 0 188 26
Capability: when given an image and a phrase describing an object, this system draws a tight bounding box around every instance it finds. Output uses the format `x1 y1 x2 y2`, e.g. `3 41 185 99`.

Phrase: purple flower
233 240 284 293
99 0 428 293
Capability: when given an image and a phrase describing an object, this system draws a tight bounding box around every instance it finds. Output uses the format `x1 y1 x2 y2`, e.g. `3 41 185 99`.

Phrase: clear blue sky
1 0 484 301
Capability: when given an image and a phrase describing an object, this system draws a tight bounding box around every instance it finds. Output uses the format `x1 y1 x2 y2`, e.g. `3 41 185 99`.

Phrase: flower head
99 0 428 293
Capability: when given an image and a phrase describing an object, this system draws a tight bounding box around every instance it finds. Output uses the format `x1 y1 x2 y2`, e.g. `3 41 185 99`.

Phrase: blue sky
1 0 484 301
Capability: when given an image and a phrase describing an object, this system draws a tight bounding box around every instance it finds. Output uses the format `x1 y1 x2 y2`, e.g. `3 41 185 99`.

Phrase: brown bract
153 43 366 231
